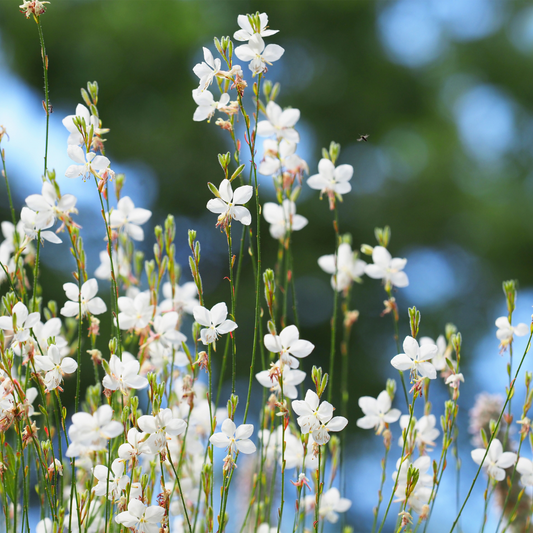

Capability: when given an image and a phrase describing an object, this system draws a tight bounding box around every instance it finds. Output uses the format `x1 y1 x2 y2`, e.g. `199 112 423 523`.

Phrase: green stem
327 204 340 404
448 330 533 532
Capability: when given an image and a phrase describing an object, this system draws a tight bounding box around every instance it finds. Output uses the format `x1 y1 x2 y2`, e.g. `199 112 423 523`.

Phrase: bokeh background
2 0 533 530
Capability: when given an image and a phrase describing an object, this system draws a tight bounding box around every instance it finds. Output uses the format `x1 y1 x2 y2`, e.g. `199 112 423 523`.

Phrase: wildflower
193 302 237 346
25 182 77 227
193 47 221 92
33 344 78 392
20 207 62 244
234 13 279 41
445 372 464 389
206 179 253 229
419 335 448 371
391 336 437 381
399 414 440 451
209 418 256 454
393 456 433 514
318 488 352 524
471 438 517 481
19 1 49 19
62 103 101 146
0 301 40 346
66 404 123 457
263 200 308 240
117 291 153 330
255 363 306 400
263 324 314 369
150 311 187 350
365 246 409 288
115 499 165 533
356 390 401 434
495 316 529 351
65 146 110 180
318 243 366 292
94 248 130 280
307 159 353 207
109 196 152 242
92 458 129 501
192 89 230 122
160 281 199 314
60 278 107 318
137 408 187 454
35 518 53 533
102 353 148 393
234 34 284 75
257 101 300 143
516 457 533 486
118 428 152 461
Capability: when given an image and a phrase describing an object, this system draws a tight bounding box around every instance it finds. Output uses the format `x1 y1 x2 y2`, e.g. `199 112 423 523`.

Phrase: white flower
393 456 433 514
0 301 40 346
118 428 152 461
263 200 308 240
307 159 353 199
25 182 77 227
117 291 154 330
318 488 352 524
257 101 300 143
445 372 464 389
160 281 199 314
356 390 401 434
151 312 186 350
419 335 448 371
115 499 165 533
263 324 314 369
193 47 221 92
209 418 256 454
255 363 306 400
34 344 78 392
137 408 187 454
103 353 148 393
92 458 129 501
66 404 123 458
234 34 284 76
365 246 408 288
234 13 279 41
20 207 62 244
391 336 437 380
495 316 529 350
399 414 440 450
65 146 110 180
192 89 230 122
62 103 101 146
516 457 533 486
193 302 237 346
94 248 130 280
206 179 253 228
318 243 366 292
471 439 517 481
109 196 152 242
60 278 107 318
36 518 54 533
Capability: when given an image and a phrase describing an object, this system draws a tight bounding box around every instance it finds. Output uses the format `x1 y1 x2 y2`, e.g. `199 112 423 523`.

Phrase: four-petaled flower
263 324 314 369
233 13 279 42
364 246 409 289
193 47 221 92
257 101 300 143
207 179 253 229
137 408 187 454
192 89 230 122
495 316 529 351
25 182 77 228
193 302 237 347
234 34 284 76
391 336 437 381
209 418 256 454
115 499 165 533
263 200 308 240
65 146 110 180
471 438 517 481
318 242 366 292
307 159 353 209
356 390 401 435
60 278 107 318
0 301 40 346
109 196 152 242
102 353 148 393
34 344 78 392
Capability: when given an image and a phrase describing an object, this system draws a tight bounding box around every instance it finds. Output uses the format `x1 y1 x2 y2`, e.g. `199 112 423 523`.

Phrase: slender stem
166 444 193 533
277 382 286 533
1 149 17 227
226 227 237 394
327 204 339 404
241 74 262 424
448 330 533 532
371 445 390 533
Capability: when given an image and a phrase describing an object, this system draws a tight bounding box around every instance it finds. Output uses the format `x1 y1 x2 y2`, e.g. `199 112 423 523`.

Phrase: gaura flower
356 390 401 434
60 278 107 318
233 13 279 42
318 243 366 292
193 47 221 92
193 302 237 347
109 196 152 242
257 101 300 143
206 179 253 229
34 344 78 392
192 89 230 122
263 200 308 240
471 438 516 481
391 336 437 381
209 418 256 454
234 34 284 76
364 246 408 288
